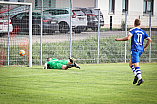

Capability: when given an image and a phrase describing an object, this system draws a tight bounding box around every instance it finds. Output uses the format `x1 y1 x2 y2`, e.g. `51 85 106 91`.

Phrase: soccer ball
19 50 25 56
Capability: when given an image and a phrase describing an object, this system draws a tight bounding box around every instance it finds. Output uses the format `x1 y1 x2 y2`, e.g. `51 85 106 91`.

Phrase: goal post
0 1 32 67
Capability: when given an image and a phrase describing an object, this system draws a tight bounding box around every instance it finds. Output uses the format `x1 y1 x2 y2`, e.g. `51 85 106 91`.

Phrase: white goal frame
0 1 32 67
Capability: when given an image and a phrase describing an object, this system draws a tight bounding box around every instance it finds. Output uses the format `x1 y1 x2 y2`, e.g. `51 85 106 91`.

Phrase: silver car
44 8 87 33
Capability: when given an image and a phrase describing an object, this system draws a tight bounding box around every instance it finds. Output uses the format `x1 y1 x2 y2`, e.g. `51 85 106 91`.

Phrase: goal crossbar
0 1 32 6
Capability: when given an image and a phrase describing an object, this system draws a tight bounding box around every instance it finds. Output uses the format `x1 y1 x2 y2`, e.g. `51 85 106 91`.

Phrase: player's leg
129 59 137 76
66 58 81 69
57 59 80 69
66 63 81 69
74 62 81 69
66 60 73 65
62 64 81 69
129 59 138 84
66 57 76 65
130 51 139 84
69 57 76 63
131 50 144 86
135 51 144 86
134 62 144 86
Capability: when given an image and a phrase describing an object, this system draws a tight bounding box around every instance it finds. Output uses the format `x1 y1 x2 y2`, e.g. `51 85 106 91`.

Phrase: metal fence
0 0 157 66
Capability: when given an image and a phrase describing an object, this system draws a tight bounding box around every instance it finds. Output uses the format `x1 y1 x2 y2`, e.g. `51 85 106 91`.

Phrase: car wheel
84 27 88 32
12 24 22 34
91 27 98 32
47 30 55 35
73 29 82 33
0 33 5 37
59 22 69 33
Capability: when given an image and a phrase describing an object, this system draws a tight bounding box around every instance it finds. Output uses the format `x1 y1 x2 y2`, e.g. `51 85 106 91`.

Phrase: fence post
69 0 72 58
97 8 100 64
149 13 151 63
29 3 32 67
124 11 127 63
40 0 43 66
7 4 10 66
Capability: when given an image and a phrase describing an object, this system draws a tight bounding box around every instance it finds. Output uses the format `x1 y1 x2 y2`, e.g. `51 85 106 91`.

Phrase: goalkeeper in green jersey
43 57 81 70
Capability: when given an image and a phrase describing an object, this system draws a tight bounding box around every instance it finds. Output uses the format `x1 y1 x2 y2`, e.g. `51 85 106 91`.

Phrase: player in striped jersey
115 19 151 86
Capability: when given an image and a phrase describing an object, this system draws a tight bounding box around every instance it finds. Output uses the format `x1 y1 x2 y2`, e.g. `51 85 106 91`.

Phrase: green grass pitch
0 63 157 104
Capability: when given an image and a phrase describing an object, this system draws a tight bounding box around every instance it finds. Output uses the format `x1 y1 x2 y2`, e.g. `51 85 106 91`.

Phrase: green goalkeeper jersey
46 58 68 69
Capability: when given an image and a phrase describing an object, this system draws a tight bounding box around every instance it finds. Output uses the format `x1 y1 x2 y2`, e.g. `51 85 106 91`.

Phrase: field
0 63 157 104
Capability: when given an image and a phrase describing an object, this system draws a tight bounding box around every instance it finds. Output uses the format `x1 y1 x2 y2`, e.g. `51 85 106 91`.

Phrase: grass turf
0 63 157 104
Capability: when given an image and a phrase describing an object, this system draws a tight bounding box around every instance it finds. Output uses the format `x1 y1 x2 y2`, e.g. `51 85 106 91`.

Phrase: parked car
44 8 87 33
0 15 13 36
91 8 104 27
75 7 99 31
11 12 59 35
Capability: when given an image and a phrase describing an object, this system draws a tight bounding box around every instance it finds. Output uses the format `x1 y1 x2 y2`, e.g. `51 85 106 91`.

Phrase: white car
44 8 87 33
0 16 13 34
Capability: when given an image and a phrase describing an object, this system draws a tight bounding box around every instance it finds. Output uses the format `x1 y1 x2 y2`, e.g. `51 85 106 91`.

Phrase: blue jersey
129 27 149 51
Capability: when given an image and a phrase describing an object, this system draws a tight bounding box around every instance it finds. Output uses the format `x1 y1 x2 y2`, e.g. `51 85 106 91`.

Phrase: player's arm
43 63 47 69
115 34 132 41
143 37 151 51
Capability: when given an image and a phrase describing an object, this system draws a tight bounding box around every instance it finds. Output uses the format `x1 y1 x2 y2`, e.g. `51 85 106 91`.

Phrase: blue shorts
131 50 143 63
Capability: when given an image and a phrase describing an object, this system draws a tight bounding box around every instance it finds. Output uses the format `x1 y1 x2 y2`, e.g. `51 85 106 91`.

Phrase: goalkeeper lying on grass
43 57 81 70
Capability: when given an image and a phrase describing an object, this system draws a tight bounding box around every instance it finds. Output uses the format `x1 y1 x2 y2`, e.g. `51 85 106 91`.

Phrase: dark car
91 8 104 27
75 7 98 31
11 12 59 35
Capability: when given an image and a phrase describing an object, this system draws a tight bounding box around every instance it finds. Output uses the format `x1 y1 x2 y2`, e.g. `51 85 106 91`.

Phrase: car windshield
92 9 103 15
44 9 69 15
73 10 85 16
84 9 92 14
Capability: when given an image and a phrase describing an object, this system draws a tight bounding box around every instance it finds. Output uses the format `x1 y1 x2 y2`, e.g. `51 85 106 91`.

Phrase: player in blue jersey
115 19 151 86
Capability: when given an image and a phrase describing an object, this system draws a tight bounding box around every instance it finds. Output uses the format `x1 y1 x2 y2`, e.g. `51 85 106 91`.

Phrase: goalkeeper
43 57 81 70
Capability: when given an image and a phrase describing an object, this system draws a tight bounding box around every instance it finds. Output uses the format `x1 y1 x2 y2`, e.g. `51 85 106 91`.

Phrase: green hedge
1 35 156 65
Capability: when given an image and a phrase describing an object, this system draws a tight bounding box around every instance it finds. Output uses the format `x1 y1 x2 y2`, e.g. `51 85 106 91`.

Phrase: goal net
0 1 32 67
